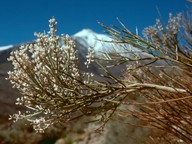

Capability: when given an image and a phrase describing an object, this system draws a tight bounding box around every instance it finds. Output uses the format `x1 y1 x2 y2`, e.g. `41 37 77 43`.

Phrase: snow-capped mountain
73 29 130 53
73 29 151 59
73 29 112 53
0 29 151 72
0 29 142 59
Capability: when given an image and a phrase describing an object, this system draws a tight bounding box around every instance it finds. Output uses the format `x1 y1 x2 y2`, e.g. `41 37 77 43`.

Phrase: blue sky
0 0 190 46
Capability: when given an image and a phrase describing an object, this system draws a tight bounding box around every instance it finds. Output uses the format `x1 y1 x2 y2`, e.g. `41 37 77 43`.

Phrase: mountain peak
73 28 110 41
73 28 111 53
73 29 97 37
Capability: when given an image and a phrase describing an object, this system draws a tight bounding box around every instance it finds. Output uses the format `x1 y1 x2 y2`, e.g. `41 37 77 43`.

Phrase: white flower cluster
9 111 25 122
142 26 158 41
85 47 95 68
142 13 182 46
7 17 96 132
166 13 182 35
30 117 52 133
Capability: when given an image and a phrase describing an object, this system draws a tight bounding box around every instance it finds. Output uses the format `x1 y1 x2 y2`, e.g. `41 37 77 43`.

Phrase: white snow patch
0 45 13 51
73 29 112 53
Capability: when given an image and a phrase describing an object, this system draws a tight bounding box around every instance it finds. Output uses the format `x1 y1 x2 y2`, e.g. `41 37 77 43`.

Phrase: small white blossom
85 47 95 68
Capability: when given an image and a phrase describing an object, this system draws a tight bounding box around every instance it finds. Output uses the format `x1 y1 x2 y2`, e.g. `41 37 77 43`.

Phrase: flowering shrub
7 7 192 144
7 17 130 133
7 17 97 133
100 9 192 143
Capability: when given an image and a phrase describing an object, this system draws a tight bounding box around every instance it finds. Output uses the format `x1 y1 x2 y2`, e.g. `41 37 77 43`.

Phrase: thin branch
125 83 187 93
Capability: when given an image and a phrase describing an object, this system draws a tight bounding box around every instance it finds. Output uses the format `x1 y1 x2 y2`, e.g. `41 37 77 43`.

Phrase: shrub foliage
7 8 192 143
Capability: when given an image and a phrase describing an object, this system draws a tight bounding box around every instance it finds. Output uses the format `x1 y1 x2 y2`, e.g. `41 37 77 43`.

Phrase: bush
7 7 192 143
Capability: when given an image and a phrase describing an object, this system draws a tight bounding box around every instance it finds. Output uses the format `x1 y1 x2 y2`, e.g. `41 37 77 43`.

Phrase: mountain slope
0 45 13 51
